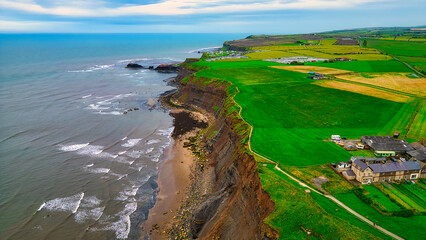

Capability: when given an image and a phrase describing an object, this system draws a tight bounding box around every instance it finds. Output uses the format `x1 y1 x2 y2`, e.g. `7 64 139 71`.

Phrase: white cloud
0 19 77 32
0 0 388 17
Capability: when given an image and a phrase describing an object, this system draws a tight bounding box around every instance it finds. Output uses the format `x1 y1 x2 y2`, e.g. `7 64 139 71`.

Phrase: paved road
231 86 405 240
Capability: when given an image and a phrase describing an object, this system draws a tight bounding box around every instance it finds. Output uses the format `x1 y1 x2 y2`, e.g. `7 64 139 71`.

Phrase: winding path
231 86 405 240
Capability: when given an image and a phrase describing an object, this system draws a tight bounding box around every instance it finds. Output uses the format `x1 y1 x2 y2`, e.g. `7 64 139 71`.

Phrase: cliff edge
163 59 279 239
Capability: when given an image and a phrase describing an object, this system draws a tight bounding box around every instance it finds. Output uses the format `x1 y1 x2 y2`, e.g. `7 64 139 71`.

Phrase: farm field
334 192 426 240
383 184 426 212
362 185 402 212
366 39 426 74
406 100 426 139
258 164 383 239
192 60 412 166
312 80 411 102
270 65 353 75
244 50 299 60
336 73 426 97
306 60 412 73
390 183 426 211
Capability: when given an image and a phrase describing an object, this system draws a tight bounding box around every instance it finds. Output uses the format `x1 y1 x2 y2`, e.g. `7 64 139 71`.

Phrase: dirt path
230 85 405 240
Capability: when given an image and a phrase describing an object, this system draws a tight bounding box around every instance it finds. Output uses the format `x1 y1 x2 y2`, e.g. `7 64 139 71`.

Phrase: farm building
351 159 421 184
361 136 412 157
407 142 426 162
331 135 341 141
337 161 351 169
342 170 356 180
350 156 386 164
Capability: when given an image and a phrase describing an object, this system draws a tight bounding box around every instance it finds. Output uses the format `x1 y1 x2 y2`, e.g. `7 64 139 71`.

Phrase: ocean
0 33 246 239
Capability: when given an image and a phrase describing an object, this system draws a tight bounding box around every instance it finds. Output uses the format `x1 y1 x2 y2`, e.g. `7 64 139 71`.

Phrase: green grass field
383 184 426 212
392 183 426 210
306 60 412 73
259 164 383 239
366 39 426 57
362 185 402 212
244 50 299 60
192 60 412 166
334 192 426 240
407 100 426 139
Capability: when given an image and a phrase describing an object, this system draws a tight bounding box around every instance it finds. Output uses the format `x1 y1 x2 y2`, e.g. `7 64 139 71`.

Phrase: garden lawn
362 185 402 212
306 60 412 73
258 165 382 240
193 60 409 166
334 192 426 240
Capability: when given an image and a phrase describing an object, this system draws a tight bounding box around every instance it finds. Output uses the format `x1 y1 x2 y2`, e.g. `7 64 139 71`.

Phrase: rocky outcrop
165 61 278 239
125 63 144 69
155 64 180 73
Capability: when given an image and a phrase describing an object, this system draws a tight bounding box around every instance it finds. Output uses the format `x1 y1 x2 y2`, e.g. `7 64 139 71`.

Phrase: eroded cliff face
167 61 278 239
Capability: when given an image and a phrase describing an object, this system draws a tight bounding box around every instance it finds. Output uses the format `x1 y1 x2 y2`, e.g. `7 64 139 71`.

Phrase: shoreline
142 109 207 239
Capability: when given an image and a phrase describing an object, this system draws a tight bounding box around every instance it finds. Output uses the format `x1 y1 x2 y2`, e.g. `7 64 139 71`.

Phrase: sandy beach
142 110 207 239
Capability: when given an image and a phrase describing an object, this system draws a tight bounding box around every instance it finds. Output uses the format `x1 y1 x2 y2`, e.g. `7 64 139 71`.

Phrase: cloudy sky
0 0 424 33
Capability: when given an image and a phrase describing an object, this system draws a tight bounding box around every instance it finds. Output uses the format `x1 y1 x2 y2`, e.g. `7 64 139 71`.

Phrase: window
411 174 418 179
383 177 385 181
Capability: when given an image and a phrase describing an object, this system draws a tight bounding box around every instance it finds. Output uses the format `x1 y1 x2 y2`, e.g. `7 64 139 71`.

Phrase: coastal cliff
163 60 279 239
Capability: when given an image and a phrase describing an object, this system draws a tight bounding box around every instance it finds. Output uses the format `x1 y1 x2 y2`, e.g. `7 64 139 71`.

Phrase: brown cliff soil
155 59 279 239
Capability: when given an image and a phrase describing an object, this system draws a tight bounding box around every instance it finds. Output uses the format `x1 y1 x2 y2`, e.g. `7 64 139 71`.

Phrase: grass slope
259 164 383 239
362 185 402 212
193 60 407 166
334 192 426 240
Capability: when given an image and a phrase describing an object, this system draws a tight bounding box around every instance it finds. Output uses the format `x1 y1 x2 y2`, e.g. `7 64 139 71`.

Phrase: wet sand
142 110 206 239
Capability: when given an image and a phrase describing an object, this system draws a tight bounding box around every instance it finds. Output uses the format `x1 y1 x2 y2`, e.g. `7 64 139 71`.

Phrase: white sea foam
82 94 92 99
157 127 174 136
117 58 151 63
37 202 46 212
125 151 142 159
118 151 127 155
116 186 138 201
85 163 94 168
59 143 119 159
95 201 137 239
75 206 105 223
68 64 114 73
40 192 85 213
59 143 90 152
113 156 134 165
146 139 161 145
121 137 127 141
74 196 104 223
110 173 128 180
121 138 142 148
145 147 154 154
88 104 109 110
88 168 110 174
97 111 122 116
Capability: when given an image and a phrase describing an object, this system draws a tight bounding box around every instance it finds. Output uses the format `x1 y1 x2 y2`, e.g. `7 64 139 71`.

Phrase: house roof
410 142 425 151
361 136 412 152
354 159 369 171
408 150 426 162
343 170 356 177
357 160 422 173
351 156 386 162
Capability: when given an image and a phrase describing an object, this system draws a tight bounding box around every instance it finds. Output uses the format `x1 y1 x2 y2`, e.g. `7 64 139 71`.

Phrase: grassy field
271 65 353 75
282 164 354 194
336 73 426 97
306 60 412 72
258 164 384 239
366 39 426 57
391 183 426 211
192 60 416 166
383 184 426 212
362 185 402 212
313 80 412 102
407 100 426 139
244 50 299 60
334 192 426 240
366 39 426 74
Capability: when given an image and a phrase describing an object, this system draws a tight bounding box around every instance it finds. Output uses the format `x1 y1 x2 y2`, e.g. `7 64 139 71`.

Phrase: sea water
0 33 245 239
